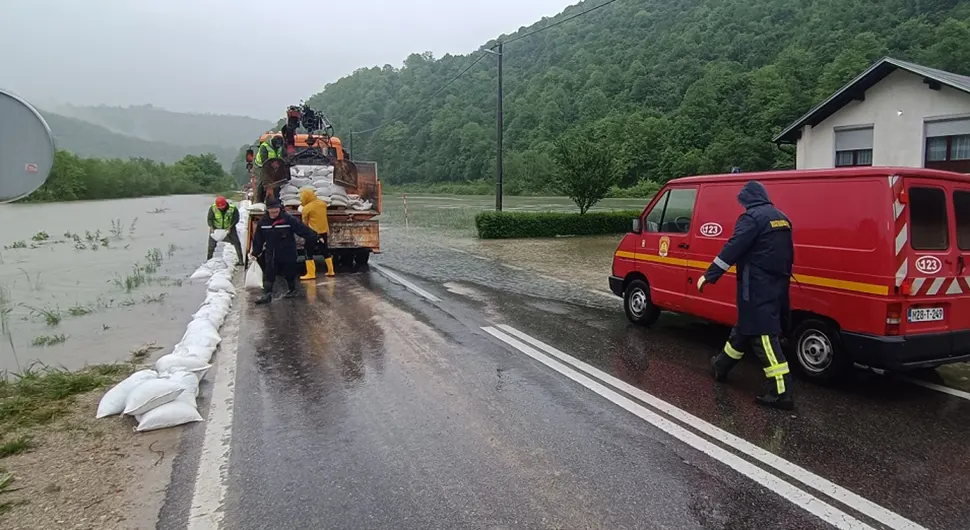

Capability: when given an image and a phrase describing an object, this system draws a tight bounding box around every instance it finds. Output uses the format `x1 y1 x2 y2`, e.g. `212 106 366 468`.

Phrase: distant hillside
47 103 274 149
42 111 238 168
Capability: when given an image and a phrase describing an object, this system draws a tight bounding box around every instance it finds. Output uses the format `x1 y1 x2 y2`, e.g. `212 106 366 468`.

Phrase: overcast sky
1 0 576 120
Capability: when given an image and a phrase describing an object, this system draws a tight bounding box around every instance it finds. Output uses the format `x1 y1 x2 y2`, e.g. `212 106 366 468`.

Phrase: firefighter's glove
696 275 707 293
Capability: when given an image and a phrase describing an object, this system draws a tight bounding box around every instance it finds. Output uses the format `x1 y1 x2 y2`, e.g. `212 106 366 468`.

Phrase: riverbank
383 179 660 199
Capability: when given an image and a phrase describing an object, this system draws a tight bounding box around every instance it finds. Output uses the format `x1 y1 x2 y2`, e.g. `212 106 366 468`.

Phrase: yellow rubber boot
325 257 335 277
300 260 316 280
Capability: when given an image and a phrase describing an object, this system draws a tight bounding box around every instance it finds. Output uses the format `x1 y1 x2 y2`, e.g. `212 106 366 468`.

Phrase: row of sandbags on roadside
95 201 249 432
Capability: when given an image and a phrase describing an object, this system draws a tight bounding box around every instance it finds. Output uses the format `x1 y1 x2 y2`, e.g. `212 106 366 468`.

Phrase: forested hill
307 0 970 192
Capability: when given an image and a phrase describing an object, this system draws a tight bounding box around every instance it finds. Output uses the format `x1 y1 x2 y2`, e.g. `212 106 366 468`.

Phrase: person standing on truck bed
207 196 243 261
249 197 321 305
298 189 335 279
253 135 285 204
696 180 795 411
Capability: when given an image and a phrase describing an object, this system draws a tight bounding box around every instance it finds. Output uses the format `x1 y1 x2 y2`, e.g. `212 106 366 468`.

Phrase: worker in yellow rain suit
298 189 335 279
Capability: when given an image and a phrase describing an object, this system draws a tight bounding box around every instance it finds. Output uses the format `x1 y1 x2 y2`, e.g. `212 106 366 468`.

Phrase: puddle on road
0 195 217 372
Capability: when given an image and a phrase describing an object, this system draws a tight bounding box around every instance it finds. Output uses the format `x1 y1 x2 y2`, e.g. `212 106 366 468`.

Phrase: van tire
790 319 848 381
624 279 661 327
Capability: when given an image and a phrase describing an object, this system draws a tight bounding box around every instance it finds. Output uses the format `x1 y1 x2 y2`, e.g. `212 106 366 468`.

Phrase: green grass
3 242 26 250
0 436 33 458
0 363 132 433
23 306 61 327
67 304 93 317
31 335 67 347
30 232 49 242
130 343 163 363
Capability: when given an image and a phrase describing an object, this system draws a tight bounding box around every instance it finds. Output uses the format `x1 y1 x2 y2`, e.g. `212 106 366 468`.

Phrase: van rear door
902 178 957 335
946 185 970 340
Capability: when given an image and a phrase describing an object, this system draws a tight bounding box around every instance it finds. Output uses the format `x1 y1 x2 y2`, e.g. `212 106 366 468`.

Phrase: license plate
908 307 944 323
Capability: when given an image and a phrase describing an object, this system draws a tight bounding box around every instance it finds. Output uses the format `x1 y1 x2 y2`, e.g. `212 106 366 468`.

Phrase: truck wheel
791 319 848 381
355 251 370 266
624 279 660 327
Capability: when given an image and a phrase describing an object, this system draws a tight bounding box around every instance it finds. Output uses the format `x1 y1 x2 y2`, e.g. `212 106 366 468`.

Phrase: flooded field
0 195 218 373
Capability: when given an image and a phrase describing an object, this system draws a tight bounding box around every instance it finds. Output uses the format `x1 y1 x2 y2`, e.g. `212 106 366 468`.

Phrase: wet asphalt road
160 229 970 530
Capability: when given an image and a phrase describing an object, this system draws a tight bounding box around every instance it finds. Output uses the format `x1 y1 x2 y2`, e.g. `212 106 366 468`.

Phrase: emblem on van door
659 236 670 258
915 256 943 274
699 222 723 237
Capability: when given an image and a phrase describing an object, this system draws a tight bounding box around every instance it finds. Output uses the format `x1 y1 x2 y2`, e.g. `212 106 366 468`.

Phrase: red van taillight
886 303 902 335
900 278 914 296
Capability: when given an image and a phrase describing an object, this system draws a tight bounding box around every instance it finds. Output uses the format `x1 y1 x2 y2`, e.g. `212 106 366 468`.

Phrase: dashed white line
493 324 928 530
483 326 878 530
373 265 442 303
188 306 240 530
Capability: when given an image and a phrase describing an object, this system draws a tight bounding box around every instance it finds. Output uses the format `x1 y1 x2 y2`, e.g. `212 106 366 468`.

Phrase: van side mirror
632 218 642 234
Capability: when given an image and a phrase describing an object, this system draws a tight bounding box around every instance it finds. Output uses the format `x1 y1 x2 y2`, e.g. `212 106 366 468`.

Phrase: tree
551 135 620 214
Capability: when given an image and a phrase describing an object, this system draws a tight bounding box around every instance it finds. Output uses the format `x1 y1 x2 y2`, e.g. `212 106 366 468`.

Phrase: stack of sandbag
279 184 301 208
190 257 229 280
100 207 242 432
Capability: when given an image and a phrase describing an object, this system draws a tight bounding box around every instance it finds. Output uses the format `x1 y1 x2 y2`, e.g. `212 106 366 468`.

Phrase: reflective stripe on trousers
761 335 789 394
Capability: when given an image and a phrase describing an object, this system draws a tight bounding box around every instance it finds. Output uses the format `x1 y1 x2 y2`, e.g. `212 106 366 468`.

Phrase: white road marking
904 378 970 401
494 324 928 530
483 326 877 530
188 306 240 530
588 289 619 300
373 265 442 303
501 263 525 271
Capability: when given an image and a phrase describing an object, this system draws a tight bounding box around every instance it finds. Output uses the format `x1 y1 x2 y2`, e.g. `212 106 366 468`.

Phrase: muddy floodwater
0 195 217 373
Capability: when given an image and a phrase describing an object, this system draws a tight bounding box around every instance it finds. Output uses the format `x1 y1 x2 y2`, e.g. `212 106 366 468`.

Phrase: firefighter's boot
255 288 273 305
324 257 335 277
300 260 316 280
755 374 794 411
711 353 738 382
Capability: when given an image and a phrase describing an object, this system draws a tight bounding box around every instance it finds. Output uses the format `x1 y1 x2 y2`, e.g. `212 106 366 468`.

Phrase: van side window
660 188 698 234
954 191 970 250
909 187 949 250
643 191 669 233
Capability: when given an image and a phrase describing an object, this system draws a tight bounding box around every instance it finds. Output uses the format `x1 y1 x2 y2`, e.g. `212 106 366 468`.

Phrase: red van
609 167 970 380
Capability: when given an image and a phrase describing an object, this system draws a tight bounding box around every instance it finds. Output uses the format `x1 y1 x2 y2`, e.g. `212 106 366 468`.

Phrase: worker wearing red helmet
207 196 243 261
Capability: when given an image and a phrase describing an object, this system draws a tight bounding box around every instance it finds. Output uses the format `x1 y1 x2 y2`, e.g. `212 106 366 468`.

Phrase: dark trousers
207 227 243 261
718 327 792 396
303 233 330 260
257 256 297 293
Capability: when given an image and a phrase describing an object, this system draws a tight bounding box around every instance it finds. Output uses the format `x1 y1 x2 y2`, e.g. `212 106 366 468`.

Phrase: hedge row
475 210 641 239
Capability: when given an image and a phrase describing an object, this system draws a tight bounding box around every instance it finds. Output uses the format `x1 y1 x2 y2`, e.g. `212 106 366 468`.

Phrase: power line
500 0 621 46
351 52 491 135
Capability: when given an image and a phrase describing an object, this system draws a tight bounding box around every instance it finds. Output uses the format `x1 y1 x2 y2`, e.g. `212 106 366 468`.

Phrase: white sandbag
167 371 200 400
245 260 263 289
123 378 184 416
173 342 217 363
312 179 331 188
249 203 266 212
352 200 374 211
202 290 233 309
222 246 239 268
283 198 302 207
290 177 312 188
190 266 213 280
206 258 228 270
96 370 158 418
207 275 236 295
155 353 211 375
193 305 228 328
281 184 299 194
181 320 221 350
210 229 228 242
135 401 202 432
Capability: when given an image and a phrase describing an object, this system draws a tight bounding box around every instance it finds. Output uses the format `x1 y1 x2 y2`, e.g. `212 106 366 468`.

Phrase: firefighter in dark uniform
249 197 322 305
697 180 795 410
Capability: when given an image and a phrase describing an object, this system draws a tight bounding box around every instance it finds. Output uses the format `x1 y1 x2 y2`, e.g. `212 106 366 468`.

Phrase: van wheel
791 319 848 380
624 279 660 327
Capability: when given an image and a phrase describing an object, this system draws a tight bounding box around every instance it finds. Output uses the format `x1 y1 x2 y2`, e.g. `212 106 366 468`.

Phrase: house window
924 119 970 172
834 127 873 167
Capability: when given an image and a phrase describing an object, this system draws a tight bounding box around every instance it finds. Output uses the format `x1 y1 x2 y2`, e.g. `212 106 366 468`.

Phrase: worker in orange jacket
298 189 335 279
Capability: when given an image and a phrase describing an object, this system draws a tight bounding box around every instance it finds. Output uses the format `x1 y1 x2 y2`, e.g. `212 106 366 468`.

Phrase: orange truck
244 132 382 269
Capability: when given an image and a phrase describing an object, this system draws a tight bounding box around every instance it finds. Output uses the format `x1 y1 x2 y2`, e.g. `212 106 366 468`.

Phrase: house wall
796 70 970 169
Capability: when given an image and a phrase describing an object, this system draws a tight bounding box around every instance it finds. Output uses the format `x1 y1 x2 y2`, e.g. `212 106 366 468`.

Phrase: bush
475 210 641 239
606 180 661 199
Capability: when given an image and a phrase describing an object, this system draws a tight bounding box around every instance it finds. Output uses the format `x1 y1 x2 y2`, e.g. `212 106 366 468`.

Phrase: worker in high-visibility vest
207 196 243 261
253 135 285 203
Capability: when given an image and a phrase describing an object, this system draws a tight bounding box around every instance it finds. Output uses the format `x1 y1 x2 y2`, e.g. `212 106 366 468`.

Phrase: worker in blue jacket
697 180 795 410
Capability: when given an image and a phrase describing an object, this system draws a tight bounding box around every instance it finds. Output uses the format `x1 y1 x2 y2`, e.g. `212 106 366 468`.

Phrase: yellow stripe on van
614 252 889 296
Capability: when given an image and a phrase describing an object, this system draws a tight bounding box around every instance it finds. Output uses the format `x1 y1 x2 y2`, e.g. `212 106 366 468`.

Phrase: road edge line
482 326 876 530
496 324 926 530
372 265 442 303
187 303 240 530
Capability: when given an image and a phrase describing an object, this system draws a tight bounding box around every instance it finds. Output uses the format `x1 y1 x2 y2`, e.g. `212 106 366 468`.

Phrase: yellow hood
300 189 317 206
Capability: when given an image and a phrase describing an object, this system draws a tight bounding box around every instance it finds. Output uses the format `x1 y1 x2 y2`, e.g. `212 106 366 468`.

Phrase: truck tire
624 279 660 327
355 251 370 266
791 319 848 381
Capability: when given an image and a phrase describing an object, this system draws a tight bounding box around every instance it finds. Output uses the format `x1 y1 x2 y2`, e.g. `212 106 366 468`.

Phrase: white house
774 57 970 173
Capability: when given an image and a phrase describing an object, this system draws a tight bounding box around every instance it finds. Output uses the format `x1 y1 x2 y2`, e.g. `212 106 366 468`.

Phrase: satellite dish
0 89 54 203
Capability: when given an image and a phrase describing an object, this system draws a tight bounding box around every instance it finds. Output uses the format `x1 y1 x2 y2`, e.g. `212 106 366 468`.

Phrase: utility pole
495 42 504 211
349 131 354 160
